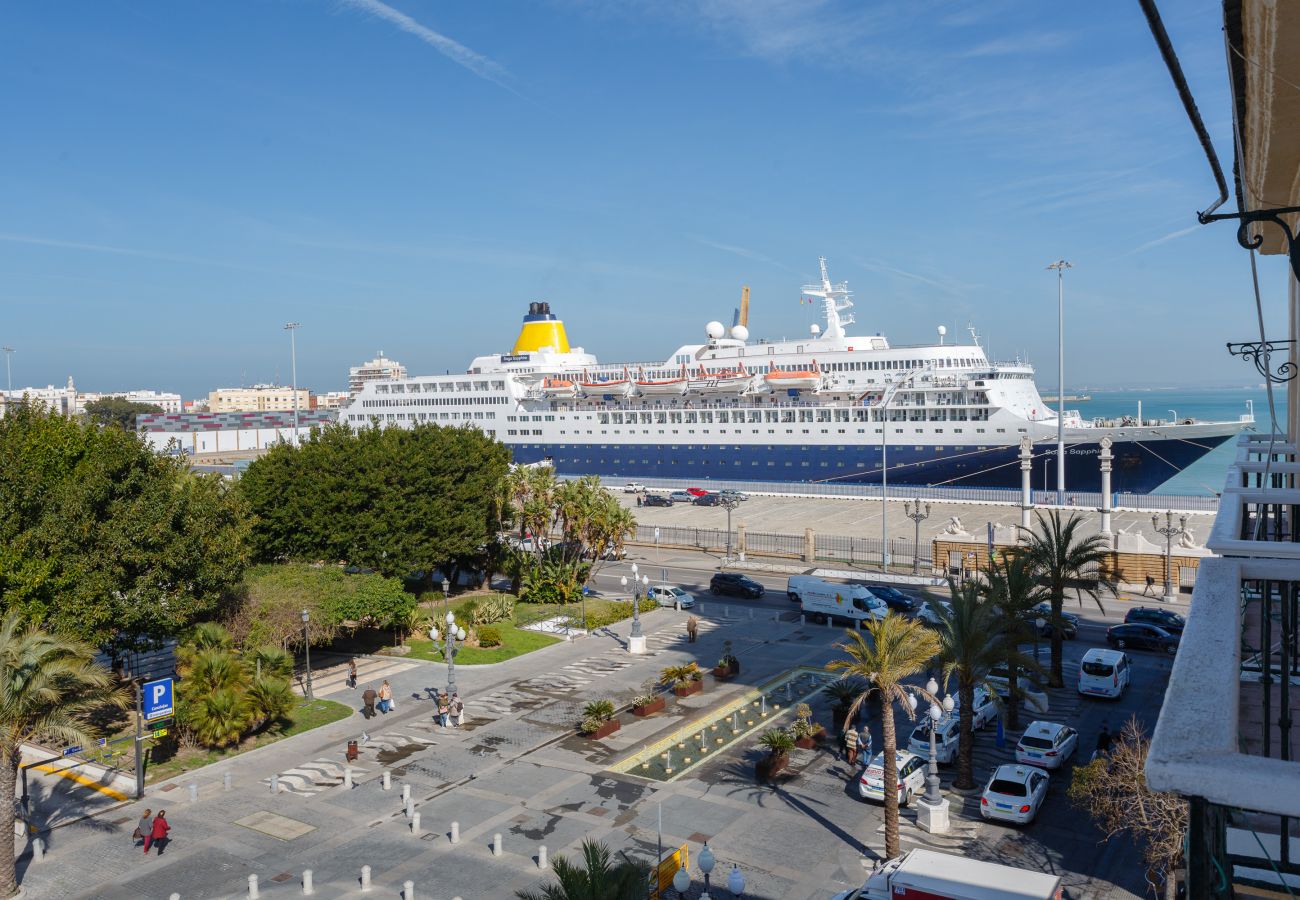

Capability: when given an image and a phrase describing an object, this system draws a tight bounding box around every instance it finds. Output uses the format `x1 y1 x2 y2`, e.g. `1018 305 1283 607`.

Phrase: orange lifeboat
635 365 687 395
764 361 821 391
540 377 578 398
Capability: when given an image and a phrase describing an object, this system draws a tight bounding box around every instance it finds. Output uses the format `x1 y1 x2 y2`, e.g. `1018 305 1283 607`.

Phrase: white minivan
1078 648 1131 699
788 576 887 625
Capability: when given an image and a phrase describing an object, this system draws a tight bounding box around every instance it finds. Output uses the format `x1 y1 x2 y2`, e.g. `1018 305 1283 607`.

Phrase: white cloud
1125 224 1203 256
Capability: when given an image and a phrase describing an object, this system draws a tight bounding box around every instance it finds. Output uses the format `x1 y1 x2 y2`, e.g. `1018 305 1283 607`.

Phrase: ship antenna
966 322 981 348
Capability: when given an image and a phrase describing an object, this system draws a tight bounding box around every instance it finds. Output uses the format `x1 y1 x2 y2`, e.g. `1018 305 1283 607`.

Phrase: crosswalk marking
264 758 371 796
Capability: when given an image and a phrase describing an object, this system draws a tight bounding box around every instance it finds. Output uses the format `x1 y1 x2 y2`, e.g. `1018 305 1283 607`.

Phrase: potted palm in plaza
790 702 826 749
578 699 620 740
712 640 740 679
756 727 796 782
629 679 665 717
661 663 704 697
825 677 866 731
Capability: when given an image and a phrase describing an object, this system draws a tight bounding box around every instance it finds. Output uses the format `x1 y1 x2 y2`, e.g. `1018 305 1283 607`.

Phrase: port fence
629 523 928 570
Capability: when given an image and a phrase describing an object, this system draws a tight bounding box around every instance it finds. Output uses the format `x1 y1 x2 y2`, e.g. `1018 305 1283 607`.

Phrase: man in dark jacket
362 687 377 719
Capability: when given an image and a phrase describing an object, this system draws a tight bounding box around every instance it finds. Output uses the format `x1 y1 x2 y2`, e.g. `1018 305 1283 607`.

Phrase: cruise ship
341 260 1249 494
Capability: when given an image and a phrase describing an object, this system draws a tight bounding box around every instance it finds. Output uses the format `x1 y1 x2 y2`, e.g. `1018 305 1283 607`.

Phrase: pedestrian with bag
378 680 393 714
347 659 358 689
362 686 377 719
144 810 169 855
437 692 451 728
450 692 464 728
844 725 859 766
132 808 152 848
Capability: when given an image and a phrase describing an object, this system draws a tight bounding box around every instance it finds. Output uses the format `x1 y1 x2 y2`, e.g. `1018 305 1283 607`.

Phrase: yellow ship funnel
512 301 571 354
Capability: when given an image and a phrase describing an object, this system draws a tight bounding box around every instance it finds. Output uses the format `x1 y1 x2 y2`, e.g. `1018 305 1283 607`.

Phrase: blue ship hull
507 434 1234 494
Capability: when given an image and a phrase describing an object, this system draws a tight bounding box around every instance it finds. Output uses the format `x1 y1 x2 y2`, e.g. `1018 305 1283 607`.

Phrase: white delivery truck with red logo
831 849 1063 900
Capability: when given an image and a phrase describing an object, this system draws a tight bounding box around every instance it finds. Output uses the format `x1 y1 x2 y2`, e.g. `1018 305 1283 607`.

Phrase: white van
788 576 887 625
1078 648 1131 699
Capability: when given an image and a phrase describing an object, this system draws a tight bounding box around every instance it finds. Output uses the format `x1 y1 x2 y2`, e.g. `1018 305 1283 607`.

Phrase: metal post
1152 510 1188 603
722 496 739 562
881 402 889 572
1099 436 1114 537
1019 435 1033 530
134 681 145 800
904 498 931 576
284 322 301 445
301 608 313 701
1046 260 1072 504
2 346 12 409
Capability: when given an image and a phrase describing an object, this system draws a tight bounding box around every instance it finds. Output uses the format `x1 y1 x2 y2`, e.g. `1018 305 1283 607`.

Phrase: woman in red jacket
144 810 170 854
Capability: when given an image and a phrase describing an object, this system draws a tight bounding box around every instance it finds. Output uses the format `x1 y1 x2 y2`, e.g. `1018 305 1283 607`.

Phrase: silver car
647 584 695 609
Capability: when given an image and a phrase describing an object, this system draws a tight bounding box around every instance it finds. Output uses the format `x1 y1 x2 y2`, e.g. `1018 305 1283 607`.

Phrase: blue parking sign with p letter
142 677 174 721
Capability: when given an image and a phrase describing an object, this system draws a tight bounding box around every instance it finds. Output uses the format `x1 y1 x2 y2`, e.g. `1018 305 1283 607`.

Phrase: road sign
150 728 168 739
61 745 82 757
142 677 174 721
649 844 688 900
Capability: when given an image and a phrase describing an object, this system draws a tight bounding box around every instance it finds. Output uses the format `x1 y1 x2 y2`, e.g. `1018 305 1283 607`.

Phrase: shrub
825 677 867 709
578 699 616 734
758 728 795 757
477 625 502 648
472 594 515 626
659 663 702 690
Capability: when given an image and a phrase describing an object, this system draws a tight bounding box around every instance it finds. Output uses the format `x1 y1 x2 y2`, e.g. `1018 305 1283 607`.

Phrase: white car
981 764 1050 824
907 716 960 764
623 482 646 493
647 584 695 609
914 601 952 627
858 750 928 806
951 685 999 730
1015 721 1079 770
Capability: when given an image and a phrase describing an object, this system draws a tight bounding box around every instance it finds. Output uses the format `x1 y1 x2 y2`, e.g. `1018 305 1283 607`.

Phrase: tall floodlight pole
2 346 13 412
284 323 302 445
1046 261 1072 505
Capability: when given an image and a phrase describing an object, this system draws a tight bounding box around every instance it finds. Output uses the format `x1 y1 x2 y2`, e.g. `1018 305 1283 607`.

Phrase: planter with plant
661 663 704 697
578 699 620 740
825 677 865 730
712 640 740 679
756 727 795 782
630 679 665 717
790 702 826 749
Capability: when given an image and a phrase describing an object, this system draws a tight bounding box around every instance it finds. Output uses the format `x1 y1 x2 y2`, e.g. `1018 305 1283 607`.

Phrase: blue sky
0 0 1286 397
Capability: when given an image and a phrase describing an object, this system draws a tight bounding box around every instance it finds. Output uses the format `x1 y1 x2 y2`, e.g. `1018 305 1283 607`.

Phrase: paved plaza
20 578 1172 899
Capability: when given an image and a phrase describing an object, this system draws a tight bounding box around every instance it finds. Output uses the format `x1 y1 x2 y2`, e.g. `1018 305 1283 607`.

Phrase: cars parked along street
867 585 919 614
647 584 695 609
643 493 673 507
709 572 765 598
1107 622 1178 654
1123 607 1186 634
668 490 694 503
623 482 645 493
693 492 722 506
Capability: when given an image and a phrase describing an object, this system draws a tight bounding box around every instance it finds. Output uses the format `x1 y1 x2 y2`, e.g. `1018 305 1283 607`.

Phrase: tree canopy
0 402 249 650
82 396 164 430
238 422 511 586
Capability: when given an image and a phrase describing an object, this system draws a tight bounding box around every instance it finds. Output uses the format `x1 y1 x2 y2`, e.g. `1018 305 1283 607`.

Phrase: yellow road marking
32 764 129 801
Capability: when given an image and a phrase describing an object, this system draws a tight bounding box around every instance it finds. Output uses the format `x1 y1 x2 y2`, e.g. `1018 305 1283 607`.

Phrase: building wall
932 538 1205 589
208 386 311 413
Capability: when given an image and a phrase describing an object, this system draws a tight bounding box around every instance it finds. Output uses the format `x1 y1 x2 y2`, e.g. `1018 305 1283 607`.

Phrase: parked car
859 750 928 806
1015 721 1079 770
643 493 673 507
950 685 998 730
717 489 748 502
709 572 765 598
647 584 695 609
1107 622 1178 654
693 492 722 506
668 490 694 503
986 664 1050 714
868 585 919 614
685 487 709 497
980 764 1050 825
622 482 646 493
1124 607 1186 635
1078 647 1132 699
907 716 960 764
1027 602 1079 639
914 600 952 627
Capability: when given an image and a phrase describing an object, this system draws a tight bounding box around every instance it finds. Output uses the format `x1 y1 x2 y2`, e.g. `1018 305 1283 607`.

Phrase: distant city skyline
1 1 1288 398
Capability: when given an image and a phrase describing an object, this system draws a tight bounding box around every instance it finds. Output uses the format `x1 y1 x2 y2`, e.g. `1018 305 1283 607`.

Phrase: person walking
450 692 464 728
132 808 152 848
144 810 169 855
844 725 860 766
362 686 377 719
1093 723 1113 761
347 659 358 689
437 692 451 728
686 615 699 643
378 680 393 714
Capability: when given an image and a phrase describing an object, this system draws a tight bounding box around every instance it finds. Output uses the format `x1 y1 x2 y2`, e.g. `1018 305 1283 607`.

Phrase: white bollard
451 820 460 843
189 782 199 802
170 895 180 900
404 880 415 900
382 770 391 791
748 607 754 620
248 875 260 899
270 774 280 794
401 784 411 804
360 865 372 892
412 812 421 836
343 767 353 789
32 837 44 862
539 845 548 869
302 869 314 895
493 833 503 856
405 798 414 819
800 614 806 626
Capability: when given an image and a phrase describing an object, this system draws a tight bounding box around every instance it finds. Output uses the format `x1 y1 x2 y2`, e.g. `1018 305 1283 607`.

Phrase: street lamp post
284 322 302 445
627 564 645 654
301 609 314 701
671 844 745 899
1033 617 1046 662
1152 510 1188 603
1 346 13 410
1046 260 1072 505
441 577 451 619
920 678 954 806
720 496 740 563
430 611 466 697
904 497 931 575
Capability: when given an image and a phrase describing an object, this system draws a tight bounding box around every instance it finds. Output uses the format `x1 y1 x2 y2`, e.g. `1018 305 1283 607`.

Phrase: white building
208 384 310 413
0 379 180 417
349 352 406 396
313 391 350 410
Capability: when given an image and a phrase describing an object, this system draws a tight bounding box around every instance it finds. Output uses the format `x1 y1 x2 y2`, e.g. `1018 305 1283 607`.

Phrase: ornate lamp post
1152 510 1188 602
903 497 931 575
720 495 740 563
671 844 744 899
910 678 954 834
300 608 313 701
441 577 450 615
626 564 646 654
430 611 466 696
1033 617 1046 662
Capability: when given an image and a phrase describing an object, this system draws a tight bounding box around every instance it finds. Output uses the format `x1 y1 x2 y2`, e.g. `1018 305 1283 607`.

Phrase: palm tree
177 648 253 747
827 615 940 860
1022 510 1111 688
981 554 1048 732
933 579 1003 790
0 612 127 898
516 839 650 900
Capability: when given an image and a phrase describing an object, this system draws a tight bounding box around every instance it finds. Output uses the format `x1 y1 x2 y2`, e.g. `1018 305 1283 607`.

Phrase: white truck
832 849 1063 900
787 576 887 625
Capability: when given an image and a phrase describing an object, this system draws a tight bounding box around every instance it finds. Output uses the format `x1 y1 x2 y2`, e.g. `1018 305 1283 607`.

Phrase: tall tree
1022 510 1110 688
515 839 650 900
82 396 163 431
827 615 940 860
0 612 127 898
981 553 1048 731
933 579 1003 790
0 402 249 649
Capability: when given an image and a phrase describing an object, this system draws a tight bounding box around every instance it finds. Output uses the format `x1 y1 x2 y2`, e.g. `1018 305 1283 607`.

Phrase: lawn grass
142 698 352 784
405 622 559 665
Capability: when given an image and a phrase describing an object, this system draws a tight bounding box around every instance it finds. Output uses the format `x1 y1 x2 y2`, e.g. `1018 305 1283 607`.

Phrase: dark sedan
868 585 919 614
693 492 723 506
1123 607 1186 635
710 572 766 598
643 493 674 507
1107 623 1178 654
1028 602 1079 639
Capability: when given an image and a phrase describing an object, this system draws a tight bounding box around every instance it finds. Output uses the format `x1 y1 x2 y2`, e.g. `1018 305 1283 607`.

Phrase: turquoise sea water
1068 387 1280 496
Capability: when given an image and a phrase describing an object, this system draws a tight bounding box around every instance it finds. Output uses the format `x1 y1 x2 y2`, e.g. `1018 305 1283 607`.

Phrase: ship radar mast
802 257 855 340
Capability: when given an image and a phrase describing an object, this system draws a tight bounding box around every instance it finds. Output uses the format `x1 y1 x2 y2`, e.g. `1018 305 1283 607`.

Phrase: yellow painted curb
33 764 129 801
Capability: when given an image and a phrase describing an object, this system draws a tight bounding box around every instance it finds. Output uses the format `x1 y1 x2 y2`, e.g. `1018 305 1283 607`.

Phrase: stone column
804 528 815 563
1099 435 1114 537
736 523 747 561
1019 435 1033 530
